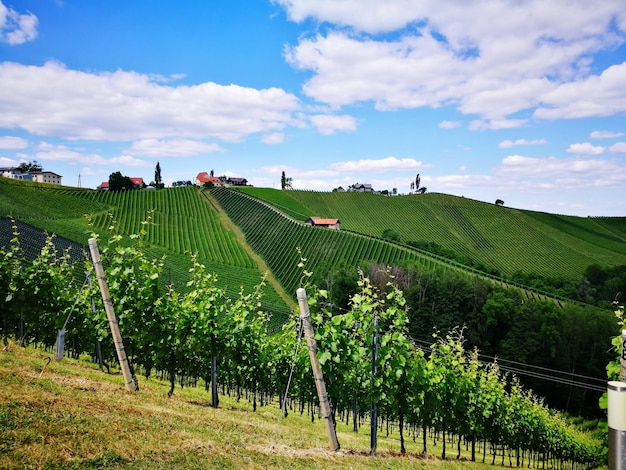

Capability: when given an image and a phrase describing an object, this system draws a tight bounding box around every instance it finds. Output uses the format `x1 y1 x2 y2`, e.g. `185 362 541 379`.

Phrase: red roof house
306 217 341 230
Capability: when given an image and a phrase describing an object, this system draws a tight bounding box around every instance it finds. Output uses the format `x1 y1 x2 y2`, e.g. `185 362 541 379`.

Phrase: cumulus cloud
261 132 285 144
497 154 624 185
0 135 28 149
33 142 151 167
309 114 358 135
499 138 547 149
439 120 461 129
279 1 626 120
0 1 38 45
0 61 301 142
126 139 224 157
469 119 527 131
534 63 626 120
566 142 606 155
590 130 625 139
609 142 626 153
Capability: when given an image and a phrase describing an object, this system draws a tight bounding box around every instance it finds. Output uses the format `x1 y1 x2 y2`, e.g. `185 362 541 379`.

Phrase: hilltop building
351 183 373 192
97 177 145 191
195 172 224 187
195 172 248 187
0 167 63 185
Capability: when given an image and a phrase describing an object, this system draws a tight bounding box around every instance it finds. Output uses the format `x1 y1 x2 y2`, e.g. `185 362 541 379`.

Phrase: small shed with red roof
306 217 340 230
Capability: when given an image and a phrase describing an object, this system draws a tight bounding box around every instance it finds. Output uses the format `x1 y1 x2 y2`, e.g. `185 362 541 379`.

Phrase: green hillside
0 179 292 317
237 187 626 281
3 178 626 311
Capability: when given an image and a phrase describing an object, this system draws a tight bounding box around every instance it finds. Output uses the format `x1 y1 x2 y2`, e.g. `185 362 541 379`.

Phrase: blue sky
1 0 625 216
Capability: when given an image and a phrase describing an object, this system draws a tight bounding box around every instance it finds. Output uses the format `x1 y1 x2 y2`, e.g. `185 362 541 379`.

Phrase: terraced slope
237 188 626 280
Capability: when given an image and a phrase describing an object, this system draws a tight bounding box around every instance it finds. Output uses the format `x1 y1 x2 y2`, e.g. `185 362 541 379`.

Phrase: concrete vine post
88 238 136 392
296 288 340 451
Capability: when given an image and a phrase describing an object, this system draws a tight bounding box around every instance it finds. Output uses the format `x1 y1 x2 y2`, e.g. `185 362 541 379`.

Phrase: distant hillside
3 178 626 311
236 187 626 281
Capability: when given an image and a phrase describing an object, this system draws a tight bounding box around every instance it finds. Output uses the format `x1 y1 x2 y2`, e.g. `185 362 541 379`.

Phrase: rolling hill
2 178 626 315
236 187 626 281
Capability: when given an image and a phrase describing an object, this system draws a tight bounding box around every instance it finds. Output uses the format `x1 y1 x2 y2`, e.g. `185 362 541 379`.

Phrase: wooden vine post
296 288 340 451
88 238 136 392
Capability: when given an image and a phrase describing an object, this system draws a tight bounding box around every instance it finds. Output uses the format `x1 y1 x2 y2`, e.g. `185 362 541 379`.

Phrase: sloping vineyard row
283 190 620 279
85 187 255 269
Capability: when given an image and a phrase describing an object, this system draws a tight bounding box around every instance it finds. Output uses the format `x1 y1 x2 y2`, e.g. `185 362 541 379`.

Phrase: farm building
97 177 145 190
30 171 63 185
1 167 63 185
0 168 33 181
226 177 248 186
195 172 224 187
351 183 373 192
306 217 341 230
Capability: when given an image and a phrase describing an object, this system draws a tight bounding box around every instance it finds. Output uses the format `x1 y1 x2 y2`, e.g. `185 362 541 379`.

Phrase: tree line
312 260 617 418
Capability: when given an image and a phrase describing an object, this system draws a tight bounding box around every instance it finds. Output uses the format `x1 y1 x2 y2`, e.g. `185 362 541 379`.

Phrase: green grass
0 342 503 469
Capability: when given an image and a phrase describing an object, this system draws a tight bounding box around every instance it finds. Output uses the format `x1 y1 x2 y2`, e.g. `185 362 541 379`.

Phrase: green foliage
381 228 401 242
108 171 135 191
0 224 605 466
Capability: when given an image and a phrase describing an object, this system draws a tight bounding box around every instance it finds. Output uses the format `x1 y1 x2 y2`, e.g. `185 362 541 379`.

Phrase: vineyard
237 187 626 280
211 187 578 305
0 180 292 316
0 229 606 467
0 179 620 466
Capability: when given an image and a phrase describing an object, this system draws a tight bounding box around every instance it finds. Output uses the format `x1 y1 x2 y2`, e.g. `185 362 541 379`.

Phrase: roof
307 217 340 225
99 181 109 188
196 172 223 185
130 177 144 185
196 172 210 182
30 171 63 177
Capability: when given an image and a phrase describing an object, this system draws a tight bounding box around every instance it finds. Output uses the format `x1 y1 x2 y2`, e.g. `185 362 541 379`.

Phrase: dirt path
199 188 297 312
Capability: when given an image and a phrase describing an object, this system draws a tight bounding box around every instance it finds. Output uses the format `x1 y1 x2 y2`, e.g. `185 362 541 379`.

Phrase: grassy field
0 342 501 470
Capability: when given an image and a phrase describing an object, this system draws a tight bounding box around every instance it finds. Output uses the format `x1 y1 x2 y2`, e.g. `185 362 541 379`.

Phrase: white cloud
0 1 38 45
0 156 18 166
309 114 358 135
439 120 461 129
534 63 626 120
0 61 301 142
469 119 527 131
126 139 224 157
566 142 606 155
0 135 28 149
280 1 626 120
261 132 285 144
32 142 151 167
328 156 424 173
590 130 625 139
609 142 626 153
498 154 624 184
499 138 547 149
